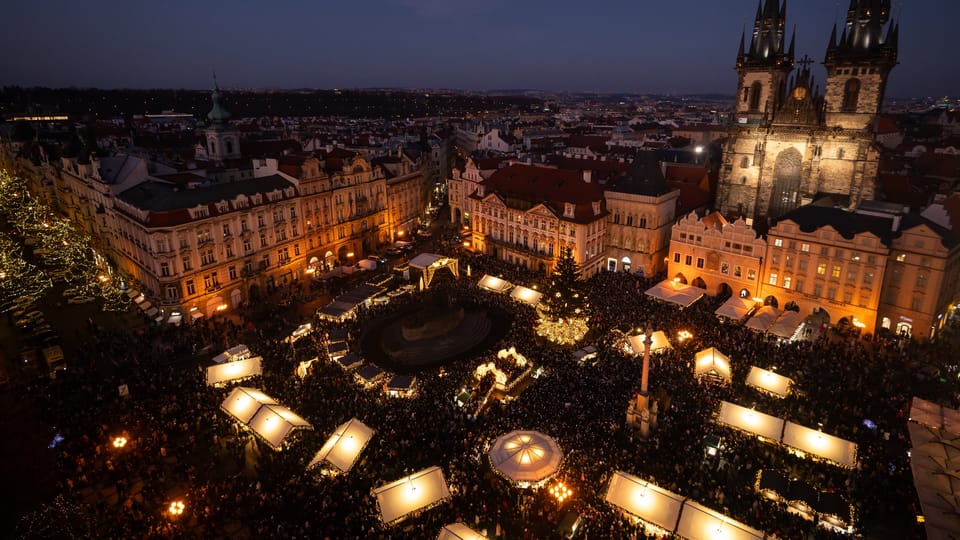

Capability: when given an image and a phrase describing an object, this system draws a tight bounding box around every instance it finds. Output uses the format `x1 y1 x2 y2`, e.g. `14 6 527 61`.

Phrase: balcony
486 236 553 260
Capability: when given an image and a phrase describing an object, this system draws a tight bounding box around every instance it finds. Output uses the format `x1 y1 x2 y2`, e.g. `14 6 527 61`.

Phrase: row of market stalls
715 298 807 341
220 387 313 450
206 345 264 387
476 274 543 307
318 283 389 322
756 470 854 533
715 400 858 468
605 470 766 539
690 347 796 399
324 329 418 398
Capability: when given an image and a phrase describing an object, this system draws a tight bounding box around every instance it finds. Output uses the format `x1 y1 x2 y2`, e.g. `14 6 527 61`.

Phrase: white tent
374 466 451 525
908 397 960 540
604 471 684 533
716 401 785 441
769 310 803 340
247 404 312 450
408 253 459 288
675 499 765 540
694 348 732 383
745 366 794 398
715 295 756 321
221 387 277 424
477 274 512 293
286 322 312 343
213 344 251 364
308 418 375 474
437 523 488 540
488 430 563 486
644 279 705 308
782 422 857 468
205 356 263 386
510 285 542 306
745 305 780 332
627 330 672 356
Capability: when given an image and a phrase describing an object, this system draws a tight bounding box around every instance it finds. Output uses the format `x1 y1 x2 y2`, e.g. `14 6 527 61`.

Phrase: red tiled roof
477 164 606 223
875 116 900 135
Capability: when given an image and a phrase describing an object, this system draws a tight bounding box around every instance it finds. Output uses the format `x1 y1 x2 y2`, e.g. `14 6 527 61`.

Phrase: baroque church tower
717 0 898 221
196 77 241 164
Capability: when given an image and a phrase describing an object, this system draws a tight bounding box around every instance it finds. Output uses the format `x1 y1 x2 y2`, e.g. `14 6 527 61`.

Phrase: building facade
716 0 897 221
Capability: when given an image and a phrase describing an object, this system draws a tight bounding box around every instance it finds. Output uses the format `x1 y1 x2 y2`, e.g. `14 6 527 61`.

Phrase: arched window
842 78 860 111
226 139 234 155
639 216 647 228
208 140 215 155
749 81 763 112
740 156 750 168
626 214 633 226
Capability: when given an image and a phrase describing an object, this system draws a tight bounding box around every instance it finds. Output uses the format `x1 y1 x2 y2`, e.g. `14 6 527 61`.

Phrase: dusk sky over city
2 0 955 97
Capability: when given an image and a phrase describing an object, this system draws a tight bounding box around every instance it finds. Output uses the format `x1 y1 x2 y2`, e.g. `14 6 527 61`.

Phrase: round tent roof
488 430 562 486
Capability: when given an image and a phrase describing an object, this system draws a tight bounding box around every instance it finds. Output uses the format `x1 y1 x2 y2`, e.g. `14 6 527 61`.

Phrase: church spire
787 26 796 59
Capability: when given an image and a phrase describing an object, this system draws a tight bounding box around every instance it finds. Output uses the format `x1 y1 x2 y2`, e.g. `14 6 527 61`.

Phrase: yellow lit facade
667 212 766 297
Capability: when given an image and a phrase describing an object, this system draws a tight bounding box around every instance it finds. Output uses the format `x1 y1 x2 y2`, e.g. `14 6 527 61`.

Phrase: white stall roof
627 330 672 355
477 274 512 293
604 471 684 532
715 295 755 321
694 347 732 383
908 398 960 540
745 305 781 332
221 387 276 424
716 401 785 441
488 430 563 485
769 310 803 339
308 418 375 474
213 344 251 364
510 285 542 306
675 499 765 540
782 422 857 468
247 404 312 450
745 366 794 398
644 279 705 308
437 523 488 540
374 466 451 525
205 356 263 386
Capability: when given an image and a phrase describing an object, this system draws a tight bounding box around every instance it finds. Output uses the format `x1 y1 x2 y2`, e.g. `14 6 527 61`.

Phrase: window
851 251 861 262
842 78 860 111
182 256 192 272
747 269 756 280
813 283 823 297
260 233 268 248
817 263 826 275
911 296 923 311
834 248 844 258
917 273 927 288
798 260 807 272
785 256 793 268
783 276 792 289
257 214 265 228
225 243 234 258
160 262 170 277
864 272 874 285
800 243 810 252
749 81 762 111
896 253 906 262
685 255 692 266
695 257 703 269
165 285 178 300
243 239 252 253
222 223 231 237
674 252 681 263
768 272 778 285
734 265 743 278
201 249 215 266
771 254 780 265
740 156 749 168
788 241 796 250
827 286 837 300
228 266 237 280
847 270 857 282
186 280 196 296
774 238 783 247
795 280 803 293
721 262 729 274
831 265 841 278
843 290 853 304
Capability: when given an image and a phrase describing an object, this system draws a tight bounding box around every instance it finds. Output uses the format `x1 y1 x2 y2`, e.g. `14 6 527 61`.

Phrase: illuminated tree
540 247 588 321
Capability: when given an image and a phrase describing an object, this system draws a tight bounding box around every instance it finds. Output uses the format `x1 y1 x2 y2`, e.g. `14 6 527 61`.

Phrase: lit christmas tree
540 247 588 321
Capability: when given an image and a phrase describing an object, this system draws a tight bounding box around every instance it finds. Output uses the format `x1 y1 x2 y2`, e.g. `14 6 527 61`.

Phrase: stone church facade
717 0 899 222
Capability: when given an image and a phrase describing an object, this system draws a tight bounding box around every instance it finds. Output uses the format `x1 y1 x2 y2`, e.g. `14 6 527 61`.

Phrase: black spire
737 30 746 60
787 26 796 59
827 23 838 51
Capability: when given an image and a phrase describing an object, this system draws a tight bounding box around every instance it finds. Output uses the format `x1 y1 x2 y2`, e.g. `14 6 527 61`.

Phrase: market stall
745 305 780 333
373 466 451 525
745 366 794 398
626 330 672 355
437 523 488 540
510 285 542 306
386 375 417 398
327 341 349 362
907 397 960 539
488 430 562 488
714 295 756 322
221 386 276 424
716 401 785 441
213 344 251 364
781 422 857 467
693 347 732 384
604 471 683 534
769 310 804 340
308 418 375 474
644 279 705 309
675 498 765 540
247 404 313 450
335 352 364 371
477 274 512 294
355 364 385 389
205 356 263 387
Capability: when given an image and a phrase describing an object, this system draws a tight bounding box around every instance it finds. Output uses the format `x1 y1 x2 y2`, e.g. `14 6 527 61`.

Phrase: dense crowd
13 240 952 539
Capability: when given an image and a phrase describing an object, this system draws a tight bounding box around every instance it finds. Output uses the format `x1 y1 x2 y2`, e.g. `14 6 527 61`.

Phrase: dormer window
564 203 575 218
592 201 601 215
477 186 484 197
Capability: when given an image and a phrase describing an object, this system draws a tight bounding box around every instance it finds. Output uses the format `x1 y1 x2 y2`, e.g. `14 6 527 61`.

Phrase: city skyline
1 0 955 99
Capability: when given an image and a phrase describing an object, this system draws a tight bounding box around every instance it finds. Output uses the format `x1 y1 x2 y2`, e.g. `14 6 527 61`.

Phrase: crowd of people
12 236 952 539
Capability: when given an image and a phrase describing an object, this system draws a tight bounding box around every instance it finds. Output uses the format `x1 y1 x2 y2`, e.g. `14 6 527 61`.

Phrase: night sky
1 0 954 98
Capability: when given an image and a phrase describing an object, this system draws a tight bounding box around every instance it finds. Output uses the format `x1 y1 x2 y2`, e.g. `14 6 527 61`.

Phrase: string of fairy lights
0 170 129 312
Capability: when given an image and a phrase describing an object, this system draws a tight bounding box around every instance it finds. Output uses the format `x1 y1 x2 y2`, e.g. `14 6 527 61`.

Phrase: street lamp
112 436 128 449
167 500 185 517
549 481 572 507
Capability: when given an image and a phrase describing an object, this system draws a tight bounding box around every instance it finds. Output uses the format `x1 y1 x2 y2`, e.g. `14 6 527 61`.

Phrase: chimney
583 170 592 183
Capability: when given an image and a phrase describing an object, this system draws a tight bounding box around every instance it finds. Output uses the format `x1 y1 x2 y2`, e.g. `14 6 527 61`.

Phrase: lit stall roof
308 418 375 474
510 285 542 306
768 310 803 340
206 356 262 386
627 330 672 355
716 401 785 441
478 274 512 293
247 404 312 450
745 366 794 398
437 523 488 540
374 466 451 525
675 498 765 540
908 398 960 540
644 279 704 308
782 422 857 468
604 471 683 532
745 305 780 333
221 386 277 424
715 295 755 321
694 347 732 383
489 430 562 486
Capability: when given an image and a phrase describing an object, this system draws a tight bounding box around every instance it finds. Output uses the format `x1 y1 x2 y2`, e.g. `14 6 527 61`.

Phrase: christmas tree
540 247 588 321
